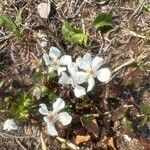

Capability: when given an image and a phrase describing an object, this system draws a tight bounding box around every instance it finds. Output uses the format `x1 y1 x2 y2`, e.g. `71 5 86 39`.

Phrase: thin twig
112 52 148 73
15 138 27 150
56 137 80 150
127 1 146 22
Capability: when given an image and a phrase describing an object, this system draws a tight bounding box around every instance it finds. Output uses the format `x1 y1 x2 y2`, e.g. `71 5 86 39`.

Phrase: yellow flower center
86 69 96 78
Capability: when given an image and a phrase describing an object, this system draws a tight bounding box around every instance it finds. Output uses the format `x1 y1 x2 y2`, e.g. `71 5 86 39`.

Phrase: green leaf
141 116 148 126
122 117 133 134
12 91 33 120
47 71 57 80
0 15 24 39
93 13 113 29
15 8 23 26
140 103 150 116
61 22 88 46
139 0 150 12
144 4 150 12
0 81 3 88
0 15 18 32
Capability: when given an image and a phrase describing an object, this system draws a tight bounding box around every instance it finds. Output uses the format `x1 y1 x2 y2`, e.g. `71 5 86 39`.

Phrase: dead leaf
74 135 91 145
111 105 132 121
103 136 116 150
37 2 50 19
80 117 99 138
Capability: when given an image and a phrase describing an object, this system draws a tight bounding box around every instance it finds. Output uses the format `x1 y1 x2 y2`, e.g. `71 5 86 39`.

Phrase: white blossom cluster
43 46 111 97
2 46 111 137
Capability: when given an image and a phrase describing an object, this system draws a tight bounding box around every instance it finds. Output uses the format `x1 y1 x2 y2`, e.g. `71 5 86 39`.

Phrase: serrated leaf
140 103 150 116
61 22 88 46
93 13 113 29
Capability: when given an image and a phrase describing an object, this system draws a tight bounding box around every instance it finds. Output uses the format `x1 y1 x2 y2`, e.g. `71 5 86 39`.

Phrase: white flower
76 53 111 92
39 98 72 136
58 62 86 97
43 46 72 75
3 119 18 132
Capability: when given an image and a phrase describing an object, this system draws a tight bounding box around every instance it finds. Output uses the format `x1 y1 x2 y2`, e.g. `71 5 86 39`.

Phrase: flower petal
3 119 18 132
39 103 49 115
58 72 71 85
76 53 91 70
74 72 86 84
68 62 78 76
49 46 61 59
92 56 103 70
43 53 50 65
74 85 86 97
87 77 95 92
53 98 65 113
59 55 72 66
57 67 66 76
57 112 72 126
44 117 58 136
97 68 111 82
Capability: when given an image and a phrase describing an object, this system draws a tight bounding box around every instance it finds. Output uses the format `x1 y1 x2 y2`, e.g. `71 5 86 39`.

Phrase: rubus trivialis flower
43 46 72 75
58 62 86 97
39 98 72 136
3 119 18 132
76 53 111 92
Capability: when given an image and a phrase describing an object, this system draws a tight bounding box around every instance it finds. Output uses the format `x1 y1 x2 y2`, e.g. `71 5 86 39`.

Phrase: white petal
68 62 78 76
59 55 72 66
57 67 66 76
74 72 86 84
97 68 111 82
3 119 18 131
43 53 50 65
83 53 92 63
44 117 58 136
76 53 91 70
57 112 72 126
74 85 86 97
92 56 103 70
87 77 95 92
53 98 65 113
37 2 50 19
49 46 61 59
39 103 49 115
58 72 71 85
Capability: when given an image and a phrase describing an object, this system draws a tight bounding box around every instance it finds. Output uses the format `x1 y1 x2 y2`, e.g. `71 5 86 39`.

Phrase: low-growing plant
11 91 34 120
0 9 25 40
61 22 88 47
92 13 113 30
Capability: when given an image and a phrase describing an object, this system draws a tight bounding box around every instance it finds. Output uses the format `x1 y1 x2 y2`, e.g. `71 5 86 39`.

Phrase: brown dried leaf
103 136 116 150
74 135 91 145
80 117 99 138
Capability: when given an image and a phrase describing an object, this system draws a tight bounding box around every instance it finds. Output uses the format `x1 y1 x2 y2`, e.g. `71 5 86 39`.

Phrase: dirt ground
0 0 150 149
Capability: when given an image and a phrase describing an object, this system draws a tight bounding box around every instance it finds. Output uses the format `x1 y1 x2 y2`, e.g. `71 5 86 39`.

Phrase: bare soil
0 0 150 149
